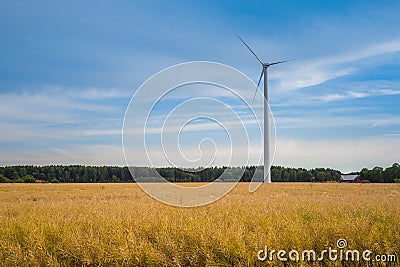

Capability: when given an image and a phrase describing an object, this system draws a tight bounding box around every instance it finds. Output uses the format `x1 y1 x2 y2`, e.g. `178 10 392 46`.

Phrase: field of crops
0 183 399 266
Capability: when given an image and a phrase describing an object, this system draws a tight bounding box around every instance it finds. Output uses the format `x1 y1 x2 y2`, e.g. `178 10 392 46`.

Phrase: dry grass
0 183 399 266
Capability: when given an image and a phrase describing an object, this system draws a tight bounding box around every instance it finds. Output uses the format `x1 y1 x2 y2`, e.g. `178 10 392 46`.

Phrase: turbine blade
252 68 264 104
237 35 263 65
251 89 258 104
267 60 292 66
257 68 264 88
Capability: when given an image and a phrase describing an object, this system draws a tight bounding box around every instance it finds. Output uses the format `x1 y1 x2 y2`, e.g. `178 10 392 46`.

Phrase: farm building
339 174 361 183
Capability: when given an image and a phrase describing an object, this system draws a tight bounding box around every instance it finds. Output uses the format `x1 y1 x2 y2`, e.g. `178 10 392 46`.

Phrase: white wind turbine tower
238 36 290 183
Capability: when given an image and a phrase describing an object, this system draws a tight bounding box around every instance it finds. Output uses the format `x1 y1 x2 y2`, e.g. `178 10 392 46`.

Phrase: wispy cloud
0 87 125 145
271 39 400 92
0 89 119 122
378 89 400 95
317 93 347 102
275 136 400 173
274 114 400 130
316 90 371 102
67 87 132 99
316 88 400 103
0 145 125 166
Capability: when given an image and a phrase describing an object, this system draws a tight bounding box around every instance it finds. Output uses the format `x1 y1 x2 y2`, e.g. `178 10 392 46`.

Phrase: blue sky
1 0 399 172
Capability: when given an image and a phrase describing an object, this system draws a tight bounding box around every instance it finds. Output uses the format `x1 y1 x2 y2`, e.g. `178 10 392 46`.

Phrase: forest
0 163 399 183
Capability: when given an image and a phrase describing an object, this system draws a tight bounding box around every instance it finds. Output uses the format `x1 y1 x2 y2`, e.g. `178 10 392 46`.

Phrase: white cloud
270 39 400 92
378 89 400 95
0 88 125 147
274 136 400 173
274 65 354 91
347 91 370 98
317 93 347 102
67 87 132 99
316 91 371 102
317 88 400 103
0 90 118 123
274 114 400 129
0 145 126 166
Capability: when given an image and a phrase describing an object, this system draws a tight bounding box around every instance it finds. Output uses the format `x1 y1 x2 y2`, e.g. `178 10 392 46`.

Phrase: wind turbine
238 35 289 183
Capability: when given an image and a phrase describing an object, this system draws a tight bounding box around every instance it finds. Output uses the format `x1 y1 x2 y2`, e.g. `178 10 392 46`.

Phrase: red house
339 174 361 183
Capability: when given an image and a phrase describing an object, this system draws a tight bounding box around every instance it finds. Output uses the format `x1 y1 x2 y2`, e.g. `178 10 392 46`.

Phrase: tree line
360 163 400 183
0 164 399 183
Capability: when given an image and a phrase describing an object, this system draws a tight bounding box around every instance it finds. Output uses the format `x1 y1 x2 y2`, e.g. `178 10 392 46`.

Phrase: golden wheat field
0 183 399 266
